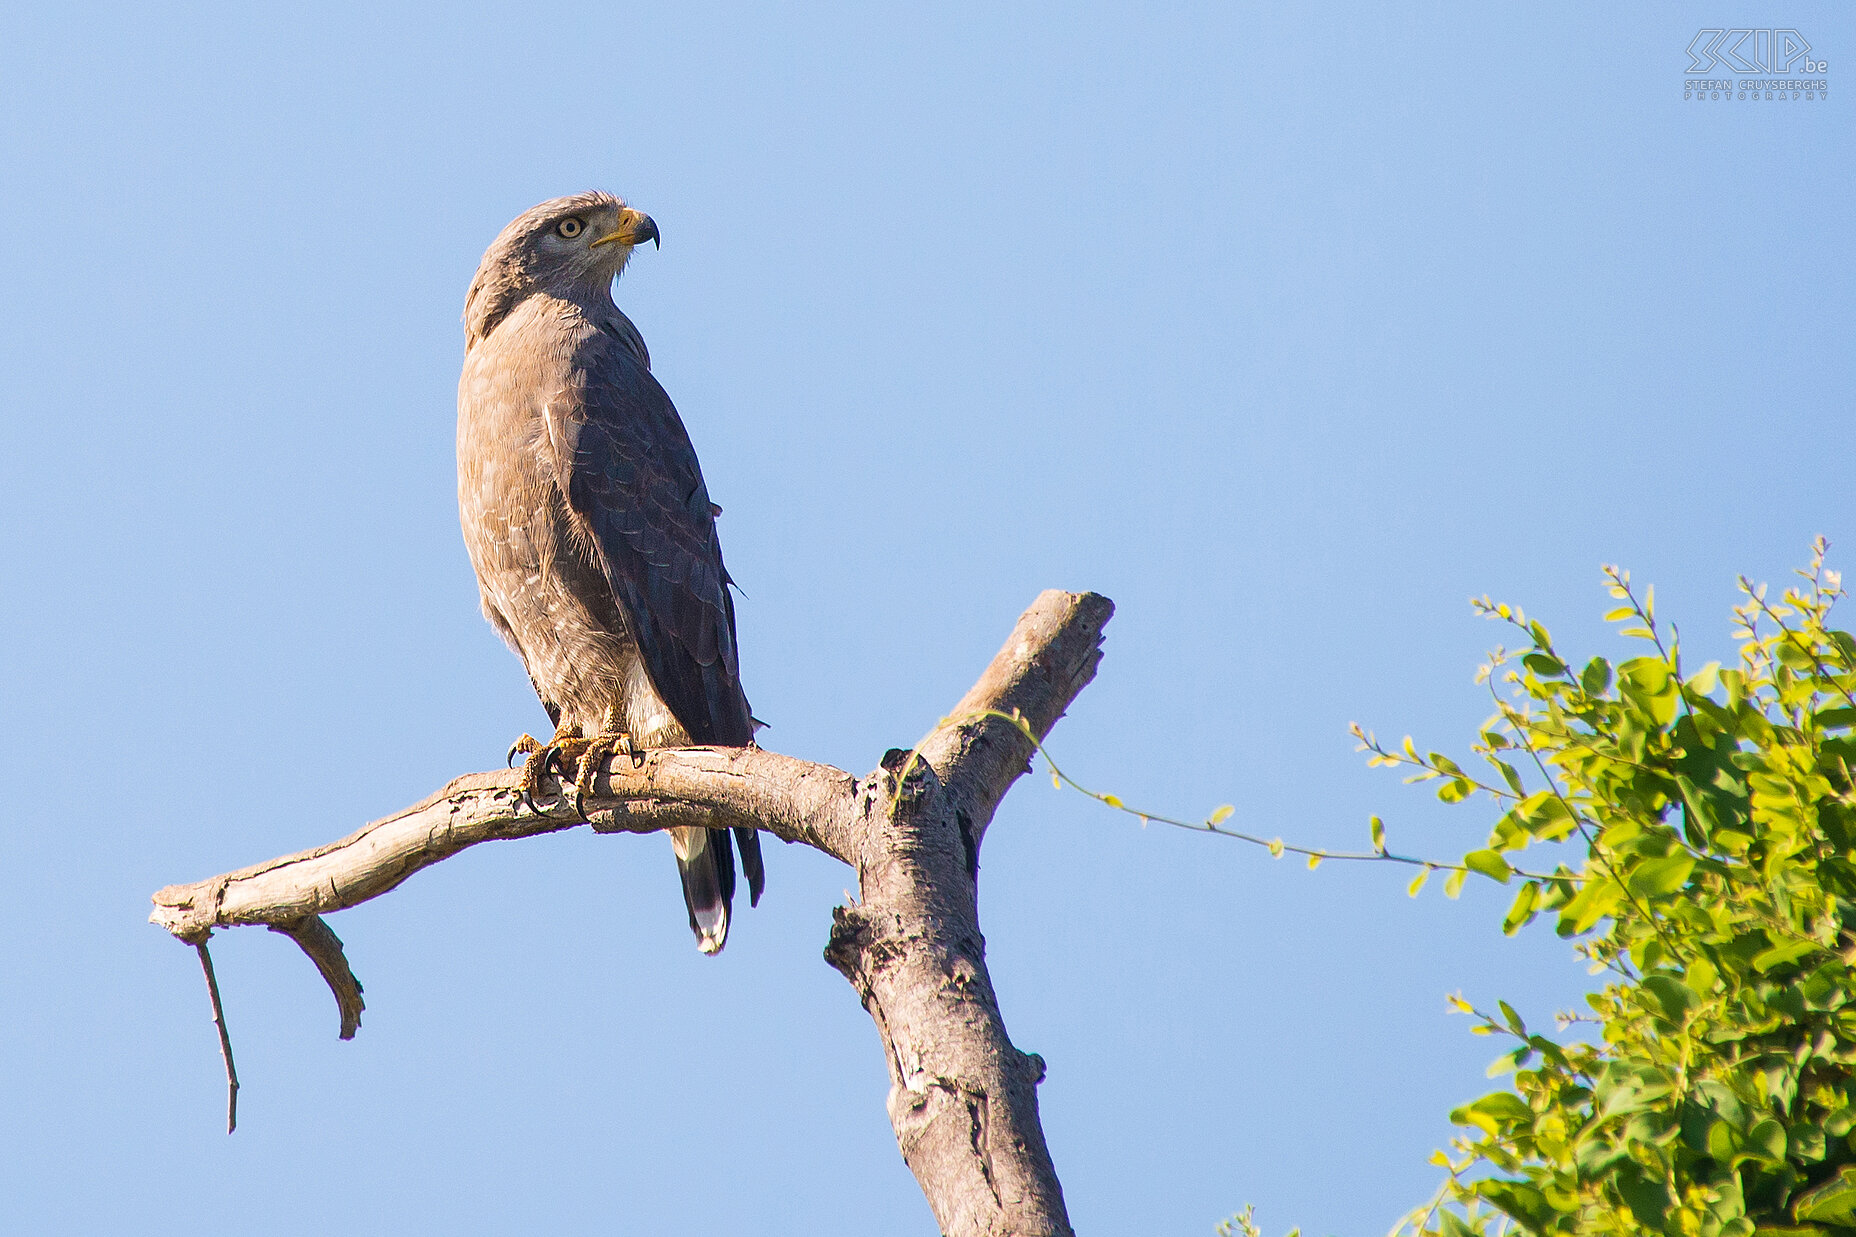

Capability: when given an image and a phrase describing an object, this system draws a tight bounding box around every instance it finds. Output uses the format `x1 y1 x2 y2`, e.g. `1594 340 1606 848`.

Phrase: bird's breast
456 330 663 740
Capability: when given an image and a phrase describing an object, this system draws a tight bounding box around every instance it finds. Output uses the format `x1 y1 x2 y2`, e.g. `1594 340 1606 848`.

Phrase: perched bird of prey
456 191 763 954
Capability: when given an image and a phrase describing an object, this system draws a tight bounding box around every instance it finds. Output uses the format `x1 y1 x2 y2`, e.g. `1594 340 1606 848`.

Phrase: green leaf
1619 656 1679 727
1444 868 1467 899
1369 815 1386 852
1513 791 1577 842
1474 1181 1555 1232
1626 854 1695 898
1502 881 1540 935
1408 867 1432 897
1437 777 1473 804
1208 804 1235 824
1522 652 1565 677
1673 774 1718 847
1451 1090 1532 1133
1464 849 1513 884
1796 1168 1856 1225
1752 938 1819 972
1746 1118 1786 1162
1642 974 1700 1025
1615 1165 1672 1228
1558 876 1621 936
1436 1211 1481 1237
1581 656 1614 694
1708 1119 1741 1162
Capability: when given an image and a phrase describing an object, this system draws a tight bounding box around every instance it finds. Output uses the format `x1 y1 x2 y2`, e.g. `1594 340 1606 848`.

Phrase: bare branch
147 590 1113 1237
917 589 1115 847
149 747 864 943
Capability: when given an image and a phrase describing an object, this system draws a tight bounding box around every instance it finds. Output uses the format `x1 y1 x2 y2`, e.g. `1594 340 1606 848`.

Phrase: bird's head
464 191 660 348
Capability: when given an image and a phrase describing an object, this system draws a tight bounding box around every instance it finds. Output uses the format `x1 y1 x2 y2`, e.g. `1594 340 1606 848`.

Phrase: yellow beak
591 209 660 249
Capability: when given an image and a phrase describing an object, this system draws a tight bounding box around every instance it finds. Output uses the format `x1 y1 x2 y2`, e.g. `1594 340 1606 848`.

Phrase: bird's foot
562 730 644 820
509 725 588 817
506 727 644 820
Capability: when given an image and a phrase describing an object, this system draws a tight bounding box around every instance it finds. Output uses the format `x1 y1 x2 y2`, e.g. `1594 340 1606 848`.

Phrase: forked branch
150 588 1112 1237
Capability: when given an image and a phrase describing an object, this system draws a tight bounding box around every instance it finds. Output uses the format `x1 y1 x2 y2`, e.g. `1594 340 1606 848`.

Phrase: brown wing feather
542 329 752 747
543 327 764 904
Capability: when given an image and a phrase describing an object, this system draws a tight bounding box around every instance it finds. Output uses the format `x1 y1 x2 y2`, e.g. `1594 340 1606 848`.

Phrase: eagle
456 191 762 954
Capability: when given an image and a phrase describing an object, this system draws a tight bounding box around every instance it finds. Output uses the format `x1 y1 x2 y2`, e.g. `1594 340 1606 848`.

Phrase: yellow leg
565 731 641 819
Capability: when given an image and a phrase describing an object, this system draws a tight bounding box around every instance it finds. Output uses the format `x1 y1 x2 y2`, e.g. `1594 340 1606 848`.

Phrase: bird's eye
556 218 584 239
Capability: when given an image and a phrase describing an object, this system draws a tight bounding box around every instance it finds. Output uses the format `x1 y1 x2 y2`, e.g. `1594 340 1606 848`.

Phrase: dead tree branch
195 942 238 1134
150 588 1112 1237
268 916 365 1040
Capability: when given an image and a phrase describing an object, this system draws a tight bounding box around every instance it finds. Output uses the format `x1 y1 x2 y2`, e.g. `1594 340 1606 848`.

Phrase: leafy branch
1375 543 1856 1237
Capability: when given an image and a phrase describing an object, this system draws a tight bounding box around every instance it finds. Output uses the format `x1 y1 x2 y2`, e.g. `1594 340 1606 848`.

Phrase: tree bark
150 589 1112 1237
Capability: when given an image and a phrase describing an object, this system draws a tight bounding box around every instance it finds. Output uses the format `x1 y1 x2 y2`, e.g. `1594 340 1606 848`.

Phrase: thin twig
196 941 239 1134
946 707 1569 881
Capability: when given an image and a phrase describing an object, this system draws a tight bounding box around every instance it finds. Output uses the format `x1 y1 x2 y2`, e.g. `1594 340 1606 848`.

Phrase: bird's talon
568 735 621 815
507 733 542 768
511 728 580 815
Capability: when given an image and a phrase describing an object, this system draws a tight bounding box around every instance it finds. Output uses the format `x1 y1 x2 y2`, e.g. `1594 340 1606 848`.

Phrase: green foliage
1372 542 1856 1237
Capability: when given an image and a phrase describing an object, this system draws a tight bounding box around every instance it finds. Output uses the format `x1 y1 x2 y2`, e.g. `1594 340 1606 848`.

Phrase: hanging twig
195 941 239 1134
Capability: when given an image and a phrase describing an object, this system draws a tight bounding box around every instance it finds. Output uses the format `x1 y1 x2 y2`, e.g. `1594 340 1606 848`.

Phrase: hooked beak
591 208 659 250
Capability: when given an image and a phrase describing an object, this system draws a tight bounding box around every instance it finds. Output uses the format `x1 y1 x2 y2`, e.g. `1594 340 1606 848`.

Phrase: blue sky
1 4 1849 1233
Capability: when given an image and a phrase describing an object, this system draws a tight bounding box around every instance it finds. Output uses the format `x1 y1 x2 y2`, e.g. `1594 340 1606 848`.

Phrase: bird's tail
671 824 738 955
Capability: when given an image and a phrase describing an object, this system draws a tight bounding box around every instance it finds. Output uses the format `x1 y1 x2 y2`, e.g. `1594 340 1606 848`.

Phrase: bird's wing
544 323 754 749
